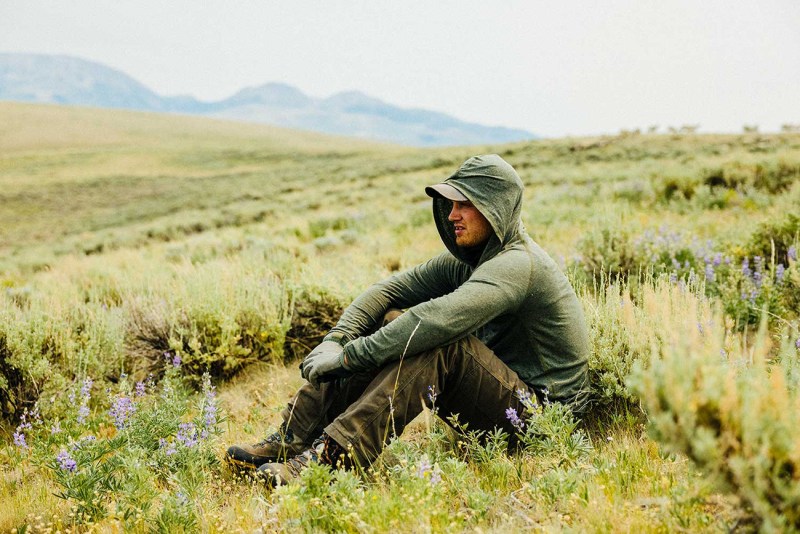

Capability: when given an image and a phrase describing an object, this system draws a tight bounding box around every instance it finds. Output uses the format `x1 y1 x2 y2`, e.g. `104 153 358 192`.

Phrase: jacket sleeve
341 251 532 372
324 252 463 345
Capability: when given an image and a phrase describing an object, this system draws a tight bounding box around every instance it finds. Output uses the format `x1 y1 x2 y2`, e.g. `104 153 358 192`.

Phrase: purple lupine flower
109 396 136 430
748 289 759 304
669 272 678 284
177 422 198 448
426 385 438 405
416 458 432 478
56 449 77 473
77 405 90 425
416 457 441 485
789 246 797 262
204 402 217 429
776 264 785 284
704 262 715 283
135 381 146 397
506 407 524 431
741 258 751 278
80 378 94 399
159 437 178 456
173 354 182 368
516 388 536 410
795 337 800 350
713 252 723 267
13 430 28 450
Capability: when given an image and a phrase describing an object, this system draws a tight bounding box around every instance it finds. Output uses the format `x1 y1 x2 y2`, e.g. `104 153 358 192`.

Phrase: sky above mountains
1 1 798 138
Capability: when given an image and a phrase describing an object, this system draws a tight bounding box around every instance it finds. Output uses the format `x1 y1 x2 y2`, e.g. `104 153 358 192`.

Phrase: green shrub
282 286 345 361
741 212 799 265
629 315 800 531
575 226 637 281
0 299 123 422
700 160 800 194
123 258 291 382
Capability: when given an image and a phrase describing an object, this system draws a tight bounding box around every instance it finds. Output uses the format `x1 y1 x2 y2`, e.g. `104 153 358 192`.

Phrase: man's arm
341 251 531 372
323 252 464 346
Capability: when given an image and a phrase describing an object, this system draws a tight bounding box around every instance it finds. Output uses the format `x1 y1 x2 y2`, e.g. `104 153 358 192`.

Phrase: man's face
448 200 494 247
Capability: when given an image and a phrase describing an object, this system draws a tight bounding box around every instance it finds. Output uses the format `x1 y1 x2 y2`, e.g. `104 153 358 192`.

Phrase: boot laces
254 426 293 447
285 440 323 477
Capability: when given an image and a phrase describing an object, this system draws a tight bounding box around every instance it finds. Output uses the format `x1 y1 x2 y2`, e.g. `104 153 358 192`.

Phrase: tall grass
2 103 800 531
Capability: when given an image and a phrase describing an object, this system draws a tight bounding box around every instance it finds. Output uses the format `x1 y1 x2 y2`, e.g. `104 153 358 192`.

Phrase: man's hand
301 340 349 389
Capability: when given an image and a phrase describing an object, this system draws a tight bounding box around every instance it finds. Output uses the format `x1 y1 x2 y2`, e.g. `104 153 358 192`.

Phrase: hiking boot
257 433 350 487
226 424 308 469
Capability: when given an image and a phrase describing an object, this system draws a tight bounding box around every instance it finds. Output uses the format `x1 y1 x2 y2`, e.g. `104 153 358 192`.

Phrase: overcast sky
2 1 798 138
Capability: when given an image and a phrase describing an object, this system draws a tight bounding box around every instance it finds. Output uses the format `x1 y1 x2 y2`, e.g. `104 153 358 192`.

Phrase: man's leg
280 371 379 443
325 335 533 467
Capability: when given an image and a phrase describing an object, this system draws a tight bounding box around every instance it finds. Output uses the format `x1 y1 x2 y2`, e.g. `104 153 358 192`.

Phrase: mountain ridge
0 53 536 146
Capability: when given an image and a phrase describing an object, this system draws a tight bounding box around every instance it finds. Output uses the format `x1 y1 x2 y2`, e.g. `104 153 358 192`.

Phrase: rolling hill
0 53 535 146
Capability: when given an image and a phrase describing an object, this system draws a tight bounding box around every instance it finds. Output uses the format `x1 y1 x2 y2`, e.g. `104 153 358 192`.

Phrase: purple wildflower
704 263 715 283
13 430 28 450
109 396 136 430
56 449 77 473
426 385 438 405
80 378 93 399
506 407 524 431
713 253 723 267
741 258 751 278
789 246 797 262
159 438 178 456
796 337 800 350
177 422 198 448
669 272 678 284
172 354 182 368
516 388 535 410
77 405 90 425
776 264 785 284
416 456 442 485
135 381 146 397
51 421 62 434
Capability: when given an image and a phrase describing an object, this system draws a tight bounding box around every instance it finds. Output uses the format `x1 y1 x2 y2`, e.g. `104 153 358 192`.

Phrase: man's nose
448 203 459 221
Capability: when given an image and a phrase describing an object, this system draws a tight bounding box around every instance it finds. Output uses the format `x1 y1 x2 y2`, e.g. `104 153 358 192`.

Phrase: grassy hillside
1 102 799 532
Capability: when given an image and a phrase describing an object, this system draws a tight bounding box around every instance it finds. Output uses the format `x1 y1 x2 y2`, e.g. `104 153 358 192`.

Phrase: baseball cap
424 182 468 202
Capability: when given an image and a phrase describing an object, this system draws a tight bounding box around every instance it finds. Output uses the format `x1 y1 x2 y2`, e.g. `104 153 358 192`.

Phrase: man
227 154 590 486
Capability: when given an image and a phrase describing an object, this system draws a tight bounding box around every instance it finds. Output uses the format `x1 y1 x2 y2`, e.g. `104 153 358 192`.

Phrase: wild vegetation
1 101 799 532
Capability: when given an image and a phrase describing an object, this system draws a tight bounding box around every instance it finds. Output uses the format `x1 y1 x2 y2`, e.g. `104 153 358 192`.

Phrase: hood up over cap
426 154 525 267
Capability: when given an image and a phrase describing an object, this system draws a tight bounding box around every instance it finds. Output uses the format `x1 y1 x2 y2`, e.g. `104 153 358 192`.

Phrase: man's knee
382 308 403 326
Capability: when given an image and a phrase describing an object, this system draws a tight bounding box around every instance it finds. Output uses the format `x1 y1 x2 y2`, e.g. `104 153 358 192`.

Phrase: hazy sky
2 1 798 137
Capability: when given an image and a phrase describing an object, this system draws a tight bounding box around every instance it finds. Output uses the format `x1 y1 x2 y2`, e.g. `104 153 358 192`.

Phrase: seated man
227 154 590 486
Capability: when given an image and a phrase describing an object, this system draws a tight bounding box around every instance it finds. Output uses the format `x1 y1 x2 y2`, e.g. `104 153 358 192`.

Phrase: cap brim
425 183 468 202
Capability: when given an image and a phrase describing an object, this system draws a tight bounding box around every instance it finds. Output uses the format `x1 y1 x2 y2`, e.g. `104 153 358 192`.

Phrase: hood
431 154 525 267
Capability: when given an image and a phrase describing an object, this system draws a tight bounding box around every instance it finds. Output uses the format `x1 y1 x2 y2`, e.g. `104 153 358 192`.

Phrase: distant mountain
0 53 535 146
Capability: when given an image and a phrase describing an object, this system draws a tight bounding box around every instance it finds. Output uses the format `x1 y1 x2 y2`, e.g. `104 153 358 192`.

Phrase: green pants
282 314 535 466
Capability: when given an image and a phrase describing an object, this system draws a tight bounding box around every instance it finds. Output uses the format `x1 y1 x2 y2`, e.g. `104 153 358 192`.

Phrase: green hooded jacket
326 154 589 406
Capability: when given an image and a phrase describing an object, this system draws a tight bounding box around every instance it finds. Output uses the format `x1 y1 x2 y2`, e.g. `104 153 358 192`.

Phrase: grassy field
1 101 799 532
